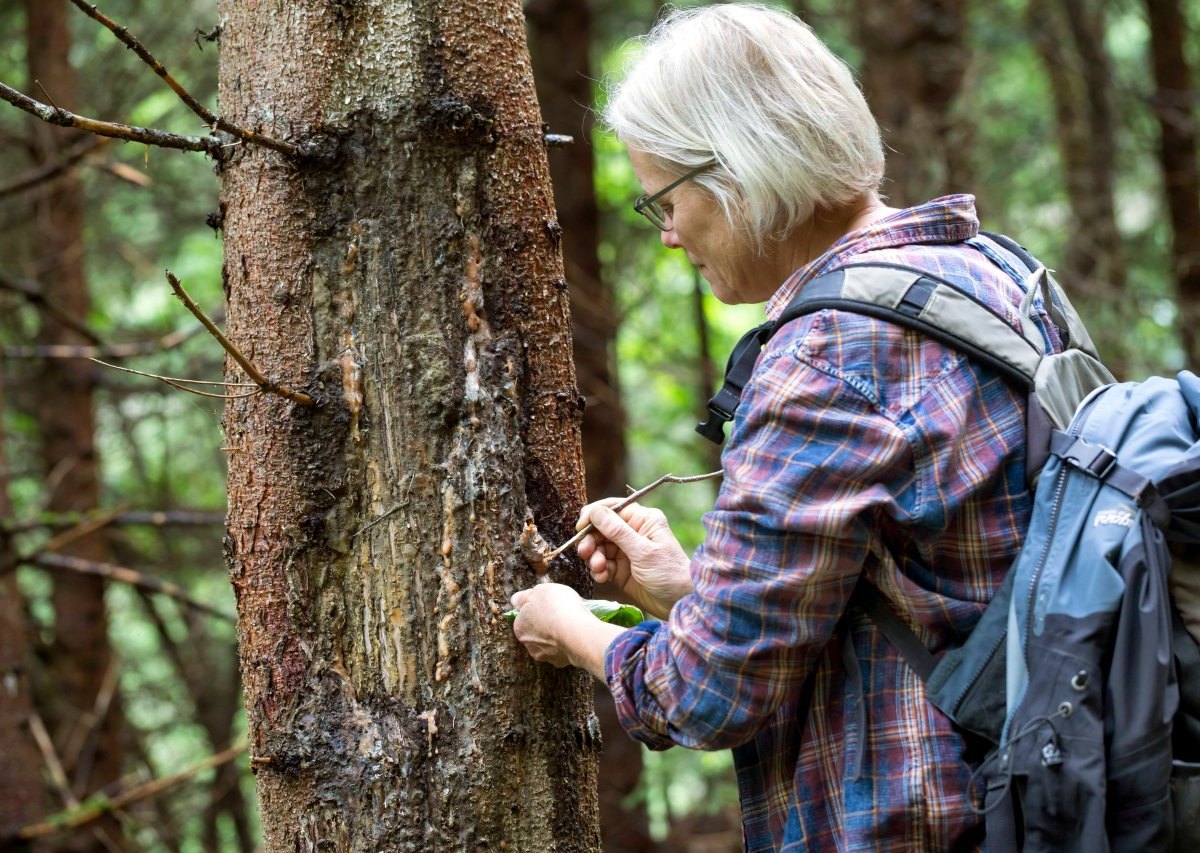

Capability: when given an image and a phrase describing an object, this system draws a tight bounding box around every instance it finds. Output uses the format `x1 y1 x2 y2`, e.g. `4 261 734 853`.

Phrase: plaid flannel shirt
605 195 1062 852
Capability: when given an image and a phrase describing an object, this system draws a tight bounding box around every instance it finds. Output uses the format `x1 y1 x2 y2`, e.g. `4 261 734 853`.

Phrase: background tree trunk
527 4 648 851
1144 0 1200 366
217 1 600 849
853 0 971 207
0 367 45 849
527 0 629 504
1030 0 1129 374
23 3 124 848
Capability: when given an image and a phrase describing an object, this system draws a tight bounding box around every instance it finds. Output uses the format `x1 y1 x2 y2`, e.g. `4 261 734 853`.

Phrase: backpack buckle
1079 444 1118 479
1052 434 1118 480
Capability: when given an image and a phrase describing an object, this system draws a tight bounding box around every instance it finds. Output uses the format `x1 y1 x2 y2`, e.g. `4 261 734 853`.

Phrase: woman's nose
660 227 682 249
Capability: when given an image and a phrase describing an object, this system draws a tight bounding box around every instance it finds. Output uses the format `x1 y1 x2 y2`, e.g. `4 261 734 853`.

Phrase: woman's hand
511 584 624 680
575 500 692 620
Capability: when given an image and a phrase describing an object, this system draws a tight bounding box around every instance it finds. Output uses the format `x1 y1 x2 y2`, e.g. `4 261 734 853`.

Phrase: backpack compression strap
697 264 1046 443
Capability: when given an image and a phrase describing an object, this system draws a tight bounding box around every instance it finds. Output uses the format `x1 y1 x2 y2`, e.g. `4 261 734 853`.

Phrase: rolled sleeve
604 317 916 751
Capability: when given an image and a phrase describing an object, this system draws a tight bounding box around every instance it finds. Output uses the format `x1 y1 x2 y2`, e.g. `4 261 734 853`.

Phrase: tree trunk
24 3 123 847
1145 0 1200 366
853 0 971 207
0 368 45 848
217 1 600 849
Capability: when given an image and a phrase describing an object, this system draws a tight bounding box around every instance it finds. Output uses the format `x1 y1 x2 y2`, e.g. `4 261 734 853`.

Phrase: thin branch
67 0 310 159
16 740 248 841
22 552 235 623
27 710 79 809
0 135 108 198
89 358 261 400
1 509 224 535
543 471 724 560
2 311 220 360
38 502 128 557
167 271 316 406
89 358 256 387
0 80 224 156
0 271 105 345
544 133 574 146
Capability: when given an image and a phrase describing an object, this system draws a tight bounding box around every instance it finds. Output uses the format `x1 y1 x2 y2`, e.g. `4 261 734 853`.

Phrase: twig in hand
542 470 723 560
0 81 223 156
166 271 315 406
67 0 309 159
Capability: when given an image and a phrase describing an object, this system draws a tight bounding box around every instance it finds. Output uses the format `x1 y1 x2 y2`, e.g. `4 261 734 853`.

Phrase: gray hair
603 3 885 250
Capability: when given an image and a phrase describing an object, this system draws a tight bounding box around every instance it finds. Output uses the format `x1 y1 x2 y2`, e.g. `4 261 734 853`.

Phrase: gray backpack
698 234 1200 851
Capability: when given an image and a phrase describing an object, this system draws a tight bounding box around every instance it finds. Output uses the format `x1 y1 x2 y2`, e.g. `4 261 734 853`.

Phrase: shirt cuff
604 620 676 751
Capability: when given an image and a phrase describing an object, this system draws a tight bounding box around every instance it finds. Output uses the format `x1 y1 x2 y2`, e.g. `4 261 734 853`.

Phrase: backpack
696 233 1200 852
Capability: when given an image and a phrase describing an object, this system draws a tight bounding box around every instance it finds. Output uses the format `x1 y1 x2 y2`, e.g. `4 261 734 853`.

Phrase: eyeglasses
633 162 714 231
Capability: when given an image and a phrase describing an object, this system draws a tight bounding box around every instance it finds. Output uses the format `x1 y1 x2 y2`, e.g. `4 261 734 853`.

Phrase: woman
512 5 1060 850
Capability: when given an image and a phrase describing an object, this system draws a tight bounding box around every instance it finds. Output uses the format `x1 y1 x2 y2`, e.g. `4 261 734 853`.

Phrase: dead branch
0 81 224 155
1 509 224 534
0 271 105 345
0 135 108 198
1 310 220 360
167 271 316 406
15 740 248 841
66 0 309 159
90 357 261 400
25 711 124 853
22 552 235 623
542 470 724 560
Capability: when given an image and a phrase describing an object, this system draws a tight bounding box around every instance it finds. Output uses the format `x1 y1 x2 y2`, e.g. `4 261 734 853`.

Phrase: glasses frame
633 162 714 231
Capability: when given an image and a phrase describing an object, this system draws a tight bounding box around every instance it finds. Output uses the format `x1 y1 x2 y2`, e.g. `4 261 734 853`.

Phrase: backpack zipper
1003 394 1105 744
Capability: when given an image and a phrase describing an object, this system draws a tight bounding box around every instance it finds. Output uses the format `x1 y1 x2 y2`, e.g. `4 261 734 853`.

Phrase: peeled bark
217 2 600 849
24 4 123 846
1145 0 1200 366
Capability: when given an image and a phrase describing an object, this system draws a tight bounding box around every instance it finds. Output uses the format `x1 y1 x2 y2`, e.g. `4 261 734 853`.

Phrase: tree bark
217 1 600 849
0 366 45 848
24 4 123 847
1145 0 1200 366
853 0 971 207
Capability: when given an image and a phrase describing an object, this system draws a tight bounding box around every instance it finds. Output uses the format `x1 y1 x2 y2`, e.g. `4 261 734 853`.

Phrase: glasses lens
642 201 668 230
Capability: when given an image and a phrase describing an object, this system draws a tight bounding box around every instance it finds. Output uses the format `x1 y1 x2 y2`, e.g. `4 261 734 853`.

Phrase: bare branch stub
166 271 316 406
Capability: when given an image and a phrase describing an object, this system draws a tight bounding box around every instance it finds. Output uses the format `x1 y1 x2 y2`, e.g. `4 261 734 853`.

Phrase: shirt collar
764 194 980 320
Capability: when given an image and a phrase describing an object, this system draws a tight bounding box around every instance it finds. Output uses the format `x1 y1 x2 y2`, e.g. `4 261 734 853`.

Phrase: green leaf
503 598 646 628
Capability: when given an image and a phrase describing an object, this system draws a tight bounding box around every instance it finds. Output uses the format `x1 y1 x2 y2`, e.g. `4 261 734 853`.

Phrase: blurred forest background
0 0 1196 849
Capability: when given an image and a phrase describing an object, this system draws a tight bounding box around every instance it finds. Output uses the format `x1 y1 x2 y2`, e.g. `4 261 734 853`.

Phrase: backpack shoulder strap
697 263 1046 443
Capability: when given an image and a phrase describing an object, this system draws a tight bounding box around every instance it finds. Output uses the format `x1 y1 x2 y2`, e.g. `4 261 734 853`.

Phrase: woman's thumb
589 506 647 556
